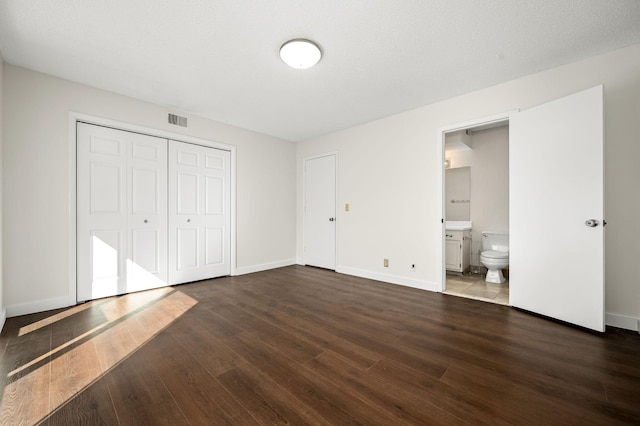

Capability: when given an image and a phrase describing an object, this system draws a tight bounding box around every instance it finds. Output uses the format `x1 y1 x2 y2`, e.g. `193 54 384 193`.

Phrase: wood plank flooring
1 265 639 425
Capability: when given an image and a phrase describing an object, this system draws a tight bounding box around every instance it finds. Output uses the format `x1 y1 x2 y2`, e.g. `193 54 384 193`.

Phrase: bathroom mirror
445 166 470 221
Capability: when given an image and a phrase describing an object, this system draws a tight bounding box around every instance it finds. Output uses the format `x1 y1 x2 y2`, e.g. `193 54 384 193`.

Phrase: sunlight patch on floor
0 288 197 425
18 302 96 337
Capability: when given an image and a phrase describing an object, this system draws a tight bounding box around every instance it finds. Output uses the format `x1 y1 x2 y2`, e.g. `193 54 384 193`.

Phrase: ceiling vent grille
168 113 187 127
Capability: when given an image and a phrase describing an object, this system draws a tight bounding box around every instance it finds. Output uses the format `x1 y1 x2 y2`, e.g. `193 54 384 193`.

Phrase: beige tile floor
444 272 509 305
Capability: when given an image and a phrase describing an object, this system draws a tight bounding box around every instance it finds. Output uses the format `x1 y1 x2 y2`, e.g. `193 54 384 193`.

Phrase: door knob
329 217 335 222
585 219 599 228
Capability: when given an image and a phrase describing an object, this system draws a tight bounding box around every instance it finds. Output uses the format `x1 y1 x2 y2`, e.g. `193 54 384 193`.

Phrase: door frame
436 111 515 293
68 112 237 305
302 152 338 269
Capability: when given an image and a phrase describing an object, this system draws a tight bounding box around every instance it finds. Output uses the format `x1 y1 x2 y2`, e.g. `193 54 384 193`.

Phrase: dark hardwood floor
1 265 639 425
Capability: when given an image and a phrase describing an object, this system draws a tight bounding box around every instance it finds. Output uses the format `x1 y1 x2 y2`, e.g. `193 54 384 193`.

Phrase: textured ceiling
1 1 640 142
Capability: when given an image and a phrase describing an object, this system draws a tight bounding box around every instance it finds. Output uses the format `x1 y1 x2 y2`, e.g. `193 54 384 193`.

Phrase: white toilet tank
481 231 509 252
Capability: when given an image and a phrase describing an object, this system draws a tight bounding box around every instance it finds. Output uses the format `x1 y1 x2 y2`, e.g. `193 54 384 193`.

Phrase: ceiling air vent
168 113 187 127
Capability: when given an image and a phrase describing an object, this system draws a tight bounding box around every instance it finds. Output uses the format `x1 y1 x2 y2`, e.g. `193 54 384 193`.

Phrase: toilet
480 231 509 284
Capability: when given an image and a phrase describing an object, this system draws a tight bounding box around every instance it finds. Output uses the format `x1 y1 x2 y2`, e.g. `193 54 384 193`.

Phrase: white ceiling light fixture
279 39 322 69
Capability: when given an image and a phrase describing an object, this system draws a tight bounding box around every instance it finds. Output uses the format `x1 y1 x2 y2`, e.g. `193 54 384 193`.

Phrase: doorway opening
436 86 605 331
437 112 512 305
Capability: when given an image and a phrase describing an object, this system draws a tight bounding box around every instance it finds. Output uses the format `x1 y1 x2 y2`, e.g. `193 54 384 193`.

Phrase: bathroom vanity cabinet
445 229 471 273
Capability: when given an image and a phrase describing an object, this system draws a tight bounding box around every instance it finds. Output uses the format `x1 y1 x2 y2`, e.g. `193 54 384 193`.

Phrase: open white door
510 85 604 332
304 154 336 270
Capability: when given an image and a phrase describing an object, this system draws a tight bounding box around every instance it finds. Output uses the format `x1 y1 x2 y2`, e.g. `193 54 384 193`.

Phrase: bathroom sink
445 221 472 231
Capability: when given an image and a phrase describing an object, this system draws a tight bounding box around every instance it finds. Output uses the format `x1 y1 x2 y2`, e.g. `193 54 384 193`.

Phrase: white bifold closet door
77 123 168 301
168 140 231 284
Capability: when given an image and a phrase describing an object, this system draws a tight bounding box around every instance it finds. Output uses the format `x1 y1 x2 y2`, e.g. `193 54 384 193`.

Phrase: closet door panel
202 149 228 269
177 228 199 270
77 123 168 301
131 230 160 272
131 168 159 213
177 173 198 214
205 176 223 214
77 123 128 301
90 163 122 214
88 229 124 300
169 140 230 284
126 132 168 289
204 172 225 267
205 227 224 266
174 165 200 273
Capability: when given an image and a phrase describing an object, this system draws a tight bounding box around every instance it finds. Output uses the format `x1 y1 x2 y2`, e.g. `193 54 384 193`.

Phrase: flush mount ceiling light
279 39 322 69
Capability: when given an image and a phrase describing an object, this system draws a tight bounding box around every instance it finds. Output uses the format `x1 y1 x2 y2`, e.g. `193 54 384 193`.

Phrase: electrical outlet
383 259 389 267
345 203 350 212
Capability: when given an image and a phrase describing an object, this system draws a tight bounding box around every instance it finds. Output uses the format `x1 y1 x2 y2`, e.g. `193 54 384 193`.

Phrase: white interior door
168 141 231 284
304 154 336 269
126 133 168 292
77 123 168 301
510 85 604 331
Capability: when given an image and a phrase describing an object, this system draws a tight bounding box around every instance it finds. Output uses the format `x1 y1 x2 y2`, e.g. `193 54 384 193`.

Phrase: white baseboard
5 271 636 335
6 296 71 318
605 313 639 332
336 266 439 292
337 268 640 334
5 260 296 318
234 259 296 276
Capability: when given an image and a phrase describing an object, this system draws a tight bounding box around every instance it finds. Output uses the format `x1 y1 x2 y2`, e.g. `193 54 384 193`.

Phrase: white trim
605 313 639 332
68 114 77 306
7 296 70 318
336 266 439 292
234 259 297 276
69 112 237 305
302 151 338 270
436 110 515 293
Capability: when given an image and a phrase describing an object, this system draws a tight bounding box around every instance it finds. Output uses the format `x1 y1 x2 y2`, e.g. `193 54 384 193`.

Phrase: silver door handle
585 219 599 228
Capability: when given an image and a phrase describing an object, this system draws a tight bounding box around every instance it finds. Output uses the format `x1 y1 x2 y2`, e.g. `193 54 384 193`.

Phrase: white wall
3 65 296 316
469 126 509 265
0 51 4 329
296 43 640 329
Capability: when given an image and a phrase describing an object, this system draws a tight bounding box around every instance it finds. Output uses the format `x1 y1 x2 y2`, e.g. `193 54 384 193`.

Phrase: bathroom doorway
437 87 605 331
441 115 511 305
